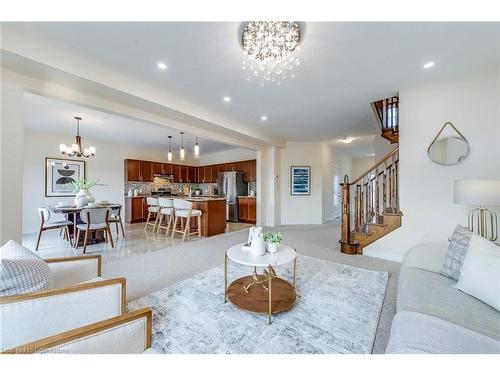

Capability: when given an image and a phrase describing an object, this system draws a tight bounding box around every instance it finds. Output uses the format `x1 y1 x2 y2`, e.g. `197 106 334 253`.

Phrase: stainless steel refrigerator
218 171 248 222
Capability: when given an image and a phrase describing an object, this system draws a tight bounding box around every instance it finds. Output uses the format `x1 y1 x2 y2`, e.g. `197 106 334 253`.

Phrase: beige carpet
102 223 400 354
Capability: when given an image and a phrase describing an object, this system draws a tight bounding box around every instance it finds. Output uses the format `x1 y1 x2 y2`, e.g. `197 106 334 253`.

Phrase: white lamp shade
454 179 500 207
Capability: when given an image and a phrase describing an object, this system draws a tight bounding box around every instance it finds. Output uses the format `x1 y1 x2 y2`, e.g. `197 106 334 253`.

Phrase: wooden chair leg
107 225 114 248
145 212 151 230
65 226 73 246
182 215 190 242
171 216 178 239
35 228 43 251
75 229 81 248
156 213 163 234
119 218 125 237
83 230 89 254
197 215 201 237
166 214 173 236
115 222 119 235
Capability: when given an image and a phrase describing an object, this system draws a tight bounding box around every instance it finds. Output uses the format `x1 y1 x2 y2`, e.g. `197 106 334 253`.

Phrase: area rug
127 254 388 354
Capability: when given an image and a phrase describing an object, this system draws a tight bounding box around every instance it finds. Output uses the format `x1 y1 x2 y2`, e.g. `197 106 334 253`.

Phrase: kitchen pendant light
194 137 200 159
167 135 173 162
59 116 96 158
179 132 185 161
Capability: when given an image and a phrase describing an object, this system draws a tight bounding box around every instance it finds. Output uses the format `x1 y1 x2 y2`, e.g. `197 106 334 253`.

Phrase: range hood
153 174 174 179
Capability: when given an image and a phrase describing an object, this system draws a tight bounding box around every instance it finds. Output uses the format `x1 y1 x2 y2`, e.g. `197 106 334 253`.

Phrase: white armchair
5 308 154 354
0 255 126 352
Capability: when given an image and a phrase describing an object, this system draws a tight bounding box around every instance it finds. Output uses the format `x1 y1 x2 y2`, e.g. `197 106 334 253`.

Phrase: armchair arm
0 278 126 352
45 255 102 288
5 308 152 354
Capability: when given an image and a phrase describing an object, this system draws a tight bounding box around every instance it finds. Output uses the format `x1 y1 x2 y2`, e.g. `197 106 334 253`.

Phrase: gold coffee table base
227 276 296 317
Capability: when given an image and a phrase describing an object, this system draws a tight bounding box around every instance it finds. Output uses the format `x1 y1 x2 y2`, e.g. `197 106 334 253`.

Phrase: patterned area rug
128 254 388 354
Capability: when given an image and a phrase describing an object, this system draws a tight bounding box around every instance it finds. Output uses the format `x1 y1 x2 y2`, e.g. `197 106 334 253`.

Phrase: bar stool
171 199 202 242
156 198 174 236
35 207 73 250
144 197 160 231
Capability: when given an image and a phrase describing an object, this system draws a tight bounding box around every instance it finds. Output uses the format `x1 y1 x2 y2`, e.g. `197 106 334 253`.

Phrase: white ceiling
6 22 500 150
23 92 238 154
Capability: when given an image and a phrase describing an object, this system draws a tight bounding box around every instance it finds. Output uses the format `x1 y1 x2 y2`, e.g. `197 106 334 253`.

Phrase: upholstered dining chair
144 197 160 231
108 206 125 238
156 198 174 235
35 207 73 251
76 208 114 254
171 199 202 242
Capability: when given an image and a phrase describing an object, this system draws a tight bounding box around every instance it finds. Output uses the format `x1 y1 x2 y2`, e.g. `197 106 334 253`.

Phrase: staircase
371 96 399 143
339 147 402 255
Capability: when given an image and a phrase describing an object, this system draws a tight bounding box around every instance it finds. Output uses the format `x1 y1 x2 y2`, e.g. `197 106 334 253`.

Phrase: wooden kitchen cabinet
173 164 181 182
125 197 146 223
238 196 256 224
188 166 196 182
125 159 141 181
140 161 153 182
153 162 163 175
163 163 173 175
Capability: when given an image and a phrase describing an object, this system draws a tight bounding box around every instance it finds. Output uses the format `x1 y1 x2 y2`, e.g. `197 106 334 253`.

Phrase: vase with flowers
71 178 105 207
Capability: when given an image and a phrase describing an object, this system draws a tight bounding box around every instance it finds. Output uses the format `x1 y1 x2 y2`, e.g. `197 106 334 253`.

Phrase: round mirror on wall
427 122 470 165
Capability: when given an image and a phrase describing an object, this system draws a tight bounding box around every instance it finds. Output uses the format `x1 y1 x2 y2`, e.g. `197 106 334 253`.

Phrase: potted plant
71 178 105 207
264 232 283 253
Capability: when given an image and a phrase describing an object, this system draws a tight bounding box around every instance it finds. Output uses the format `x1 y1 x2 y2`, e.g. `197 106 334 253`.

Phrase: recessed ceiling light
260 116 268 121
223 96 231 103
423 61 435 69
157 62 167 70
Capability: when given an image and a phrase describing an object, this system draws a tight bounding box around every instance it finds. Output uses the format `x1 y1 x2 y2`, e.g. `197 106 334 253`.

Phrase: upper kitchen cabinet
153 162 164 175
125 159 153 182
140 161 153 182
125 159 141 181
163 163 173 175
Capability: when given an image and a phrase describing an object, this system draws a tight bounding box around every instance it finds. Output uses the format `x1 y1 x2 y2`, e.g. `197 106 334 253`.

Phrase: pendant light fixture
194 137 200 159
59 116 96 158
167 135 173 162
179 132 186 161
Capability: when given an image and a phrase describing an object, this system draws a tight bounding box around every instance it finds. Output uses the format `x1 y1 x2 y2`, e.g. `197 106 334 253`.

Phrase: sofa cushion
441 225 472 280
386 311 500 354
397 265 500 340
0 240 52 296
455 234 500 311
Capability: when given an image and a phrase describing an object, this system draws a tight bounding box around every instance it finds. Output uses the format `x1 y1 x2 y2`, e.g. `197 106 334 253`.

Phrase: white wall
22 128 177 234
198 147 256 165
351 156 375 181
374 135 397 162
365 66 500 262
258 146 281 227
0 78 24 244
278 142 352 225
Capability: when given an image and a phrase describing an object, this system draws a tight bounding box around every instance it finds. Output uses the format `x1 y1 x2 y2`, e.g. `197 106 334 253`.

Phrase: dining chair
171 199 202 242
76 208 114 254
108 206 125 237
156 198 174 235
144 197 160 231
35 207 73 251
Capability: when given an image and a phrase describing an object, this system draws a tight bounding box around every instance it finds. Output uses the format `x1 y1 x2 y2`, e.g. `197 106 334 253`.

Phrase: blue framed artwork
290 166 311 195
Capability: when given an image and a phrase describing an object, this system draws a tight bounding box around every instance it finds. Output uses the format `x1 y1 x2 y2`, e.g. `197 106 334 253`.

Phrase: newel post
339 175 357 255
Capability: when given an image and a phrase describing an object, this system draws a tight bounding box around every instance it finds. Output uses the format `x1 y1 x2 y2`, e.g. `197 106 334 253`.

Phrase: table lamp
454 179 500 241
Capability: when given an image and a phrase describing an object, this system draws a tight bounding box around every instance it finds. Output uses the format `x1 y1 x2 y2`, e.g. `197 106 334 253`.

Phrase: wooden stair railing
340 147 401 255
371 96 399 144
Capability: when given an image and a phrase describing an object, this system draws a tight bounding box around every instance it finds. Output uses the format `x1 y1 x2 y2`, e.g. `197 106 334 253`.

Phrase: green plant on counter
71 178 106 191
264 232 283 244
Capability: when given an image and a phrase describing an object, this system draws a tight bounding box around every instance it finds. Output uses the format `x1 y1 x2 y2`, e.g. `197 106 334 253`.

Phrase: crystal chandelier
241 21 301 85
59 117 96 158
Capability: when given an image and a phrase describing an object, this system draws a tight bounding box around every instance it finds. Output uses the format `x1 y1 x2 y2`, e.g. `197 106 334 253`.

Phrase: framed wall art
45 157 86 197
290 166 311 196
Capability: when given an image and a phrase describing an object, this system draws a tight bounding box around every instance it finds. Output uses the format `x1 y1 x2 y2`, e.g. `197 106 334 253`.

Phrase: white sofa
385 242 500 353
5 307 154 354
0 254 126 352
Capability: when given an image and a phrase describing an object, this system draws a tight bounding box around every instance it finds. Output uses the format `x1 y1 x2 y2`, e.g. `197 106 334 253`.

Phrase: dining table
50 203 122 247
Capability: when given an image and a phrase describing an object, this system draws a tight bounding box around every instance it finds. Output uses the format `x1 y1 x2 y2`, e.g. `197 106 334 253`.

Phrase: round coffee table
224 243 297 324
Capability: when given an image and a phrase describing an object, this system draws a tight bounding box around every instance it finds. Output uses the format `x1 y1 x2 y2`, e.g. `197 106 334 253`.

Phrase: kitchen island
125 196 227 237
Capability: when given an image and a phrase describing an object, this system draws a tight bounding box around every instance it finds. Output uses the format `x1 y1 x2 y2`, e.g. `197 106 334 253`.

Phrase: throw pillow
441 225 473 280
455 234 500 311
0 240 52 296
